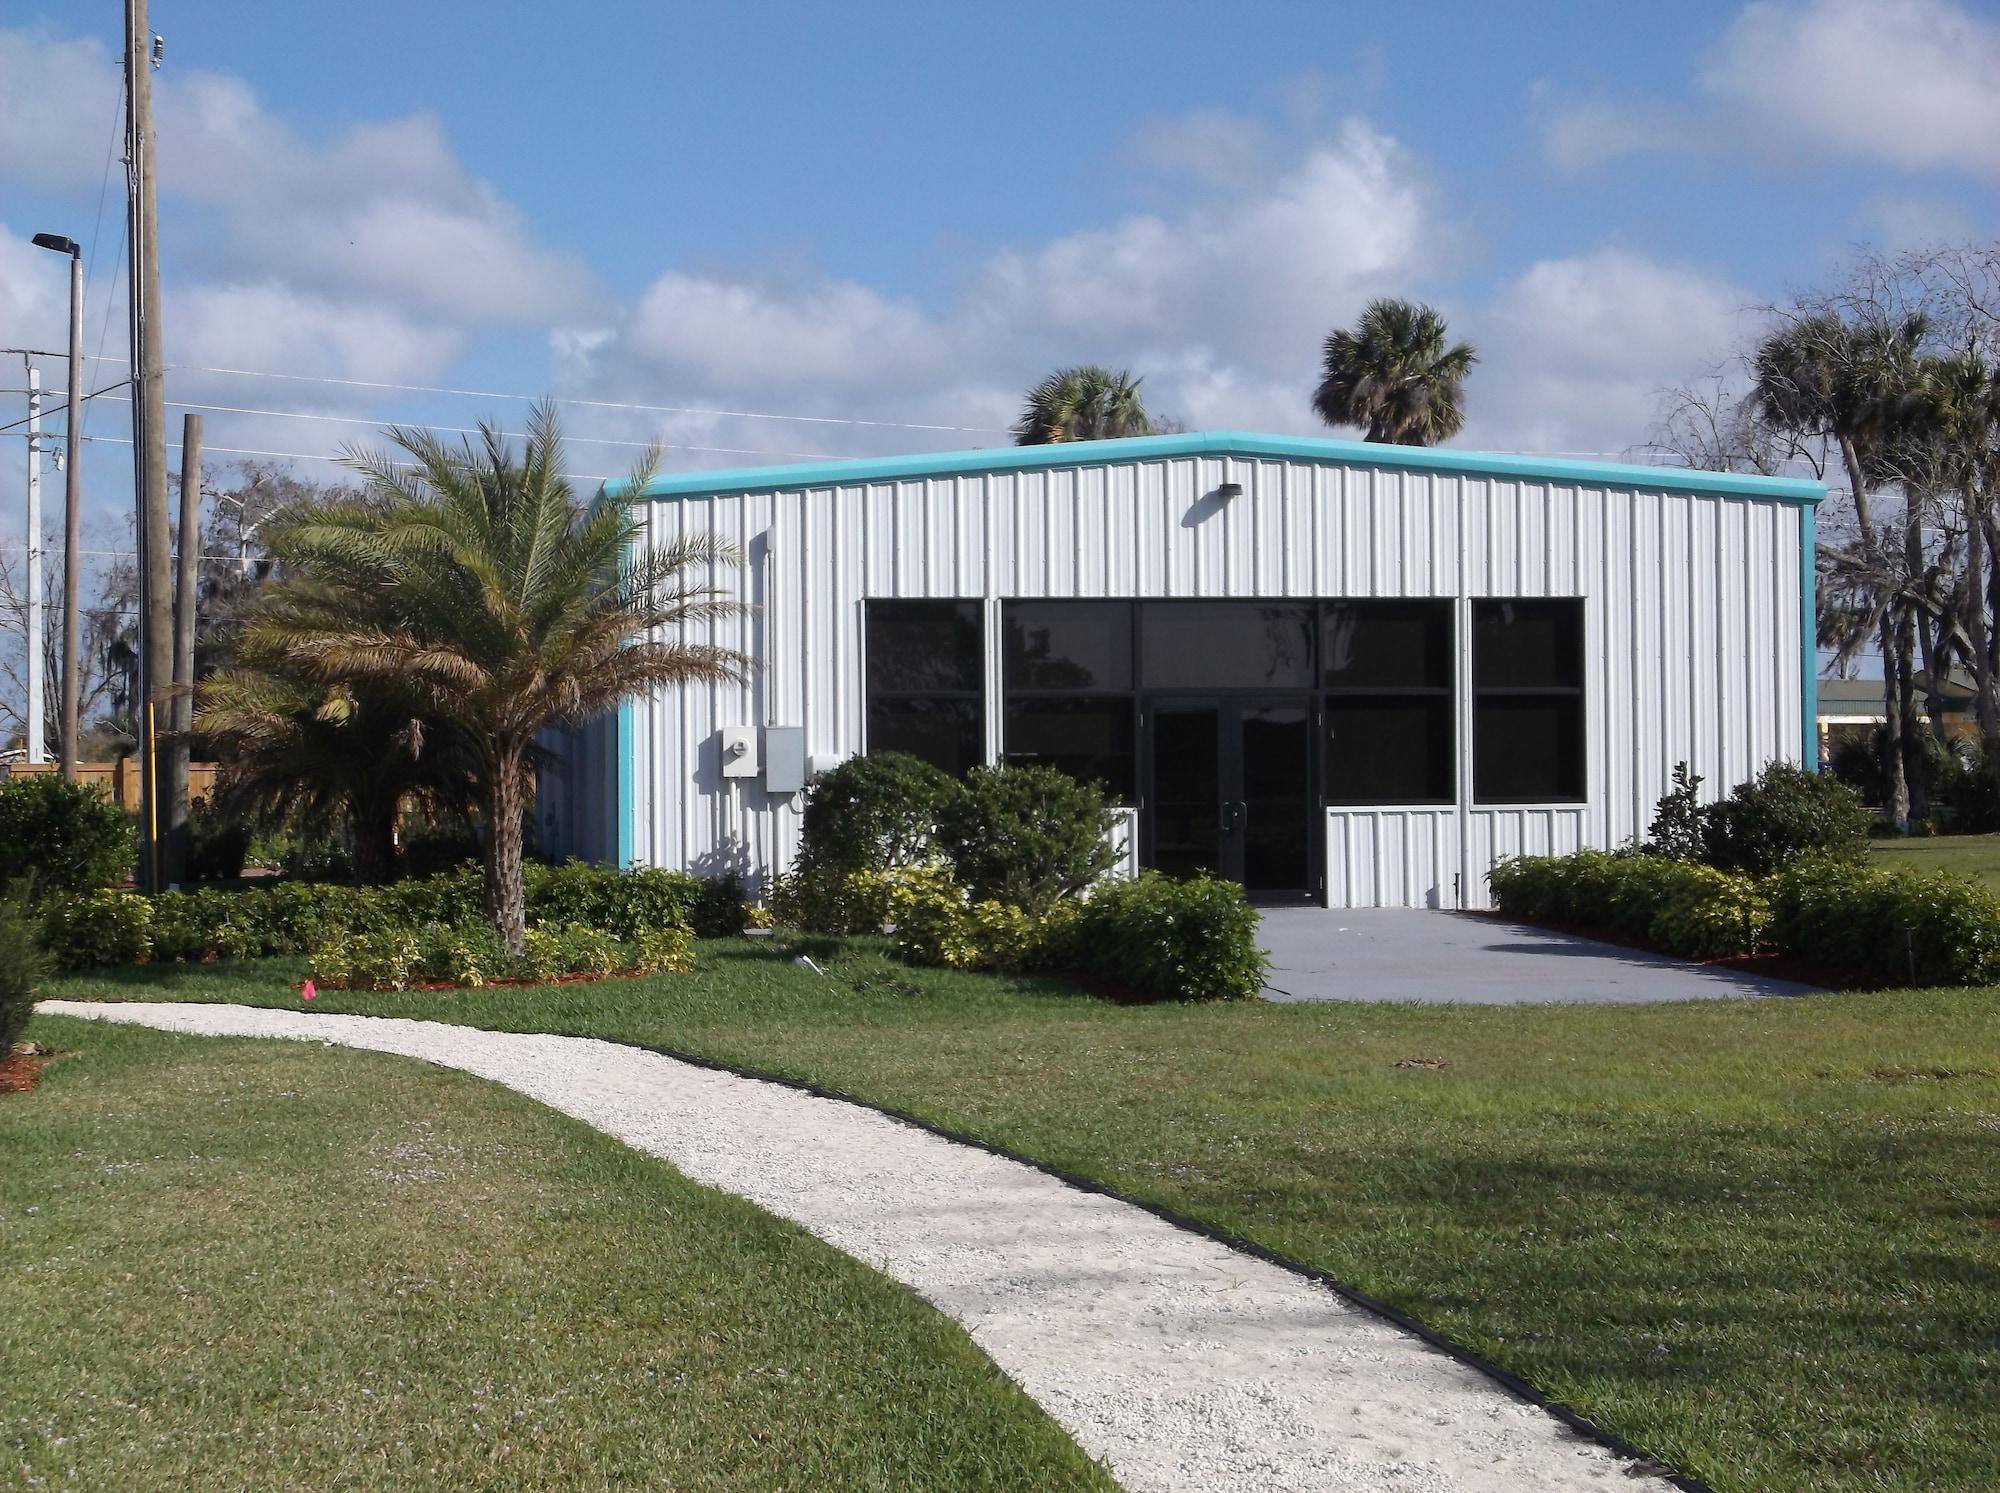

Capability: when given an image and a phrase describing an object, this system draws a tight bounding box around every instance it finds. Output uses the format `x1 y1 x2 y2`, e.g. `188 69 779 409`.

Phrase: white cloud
1540 0 2000 179
1463 249 1754 456
1702 0 2000 177
0 25 597 332
568 120 1439 461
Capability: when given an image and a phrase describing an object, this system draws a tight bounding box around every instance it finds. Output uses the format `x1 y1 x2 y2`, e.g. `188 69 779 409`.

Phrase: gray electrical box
763 726 806 795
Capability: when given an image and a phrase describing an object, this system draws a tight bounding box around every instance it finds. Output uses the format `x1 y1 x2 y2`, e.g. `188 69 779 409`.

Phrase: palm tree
1013 366 1156 445
1751 311 1928 828
243 403 748 951
196 663 469 884
1313 299 1477 446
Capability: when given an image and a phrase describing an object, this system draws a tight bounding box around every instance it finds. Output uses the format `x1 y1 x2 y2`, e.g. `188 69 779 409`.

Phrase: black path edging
78 999 1711 1493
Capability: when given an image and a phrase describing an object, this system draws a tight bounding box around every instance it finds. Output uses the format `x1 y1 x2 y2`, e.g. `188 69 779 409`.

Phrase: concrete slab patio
1259 908 1821 1004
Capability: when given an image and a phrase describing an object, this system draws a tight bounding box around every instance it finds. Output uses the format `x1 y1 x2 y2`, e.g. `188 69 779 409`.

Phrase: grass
2 1015 1115 1492
48 942 2000 1493
1871 832 2000 892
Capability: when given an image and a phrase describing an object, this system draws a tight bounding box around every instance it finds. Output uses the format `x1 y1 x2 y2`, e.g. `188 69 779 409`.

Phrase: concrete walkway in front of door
1257 908 1821 1004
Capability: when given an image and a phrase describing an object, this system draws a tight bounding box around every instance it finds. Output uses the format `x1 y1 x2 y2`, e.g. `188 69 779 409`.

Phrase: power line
0 380 132 439
46 350 1011 436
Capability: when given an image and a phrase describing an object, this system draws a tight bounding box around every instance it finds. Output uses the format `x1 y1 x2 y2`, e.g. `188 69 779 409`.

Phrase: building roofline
605 430 1827 505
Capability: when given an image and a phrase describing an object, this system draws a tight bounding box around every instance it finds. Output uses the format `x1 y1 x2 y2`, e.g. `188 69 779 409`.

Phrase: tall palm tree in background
1751 310 1929 828
1313 298 1477 446
242 403 748 950
1013 366 1156 445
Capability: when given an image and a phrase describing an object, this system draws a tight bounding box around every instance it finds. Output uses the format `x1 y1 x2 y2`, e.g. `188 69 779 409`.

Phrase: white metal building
542 432 1823 909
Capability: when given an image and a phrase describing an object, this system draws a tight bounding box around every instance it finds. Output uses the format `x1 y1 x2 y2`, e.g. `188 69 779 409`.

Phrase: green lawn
2 1015 1114 1492
1871 833 2000 892
45 943 2000 1493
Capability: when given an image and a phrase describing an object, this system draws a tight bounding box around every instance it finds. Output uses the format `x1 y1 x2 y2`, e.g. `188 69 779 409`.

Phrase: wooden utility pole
126 0 171 890
168 413 201 885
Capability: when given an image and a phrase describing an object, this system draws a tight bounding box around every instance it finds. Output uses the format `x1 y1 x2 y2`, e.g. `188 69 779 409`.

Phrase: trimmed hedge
1489 848 2000 986
42 861 742 972
305 919 696 993
1767 858 2000 988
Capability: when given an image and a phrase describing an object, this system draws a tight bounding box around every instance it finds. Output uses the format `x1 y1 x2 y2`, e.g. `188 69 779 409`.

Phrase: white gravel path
41 1000 1678 1493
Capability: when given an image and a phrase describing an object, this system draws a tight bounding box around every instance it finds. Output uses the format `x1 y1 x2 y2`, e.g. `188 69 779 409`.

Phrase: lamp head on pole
31 232 81 258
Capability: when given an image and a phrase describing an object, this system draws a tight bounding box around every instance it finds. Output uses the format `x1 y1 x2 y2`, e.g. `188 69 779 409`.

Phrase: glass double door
1145 695 1316 901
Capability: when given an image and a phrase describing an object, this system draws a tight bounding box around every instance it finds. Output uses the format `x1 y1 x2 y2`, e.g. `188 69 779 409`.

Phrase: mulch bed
0 1047 49 1095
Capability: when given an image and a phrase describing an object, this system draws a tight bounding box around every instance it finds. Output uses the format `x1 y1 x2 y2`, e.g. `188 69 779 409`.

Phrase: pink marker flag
301 979 317 1001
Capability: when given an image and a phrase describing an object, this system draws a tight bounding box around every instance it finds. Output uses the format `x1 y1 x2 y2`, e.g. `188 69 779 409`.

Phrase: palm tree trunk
347 796 399 885
1896 610 1927 824
1842 435 1910 830
484 748 528 955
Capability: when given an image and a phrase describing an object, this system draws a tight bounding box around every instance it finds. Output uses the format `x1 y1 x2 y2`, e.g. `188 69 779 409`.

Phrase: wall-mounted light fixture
1217 481 1244 501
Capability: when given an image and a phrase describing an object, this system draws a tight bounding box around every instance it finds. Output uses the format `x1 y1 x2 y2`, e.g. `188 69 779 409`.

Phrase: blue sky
1 0 1997 533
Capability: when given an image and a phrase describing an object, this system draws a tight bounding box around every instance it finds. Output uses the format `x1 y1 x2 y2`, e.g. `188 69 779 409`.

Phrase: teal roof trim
607 431 1826 506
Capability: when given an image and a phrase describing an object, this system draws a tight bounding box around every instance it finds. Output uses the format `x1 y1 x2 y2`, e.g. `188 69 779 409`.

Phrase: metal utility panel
764 726 805 795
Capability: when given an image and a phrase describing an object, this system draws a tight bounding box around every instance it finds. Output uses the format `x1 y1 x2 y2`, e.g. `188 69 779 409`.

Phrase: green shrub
526 860 733 939
1490 849 1696 943
1702 762 1870 876
328 929 425 992
517 926 568 984
0 773 132 895
1647 864 1769 959
933 765 1121 916
633 923 696 975
796 752 955 875
1768 857 2000 987
1646 762 1708 862
42 890 153 971
1071 872 1265 1001
0 886 52 1051
419 924 511 988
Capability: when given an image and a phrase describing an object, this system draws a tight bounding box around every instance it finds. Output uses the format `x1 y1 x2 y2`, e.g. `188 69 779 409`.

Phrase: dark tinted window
1473 599 1582 689
1004 697 1135 801
1004 602 1133 691
865 600 984 775
867 697 983 778
1322 599 1455 806
1327 696 1454 804
1140 603 1313 689
1322 600 1453 689
1473 599 1584 802
866 600 982 693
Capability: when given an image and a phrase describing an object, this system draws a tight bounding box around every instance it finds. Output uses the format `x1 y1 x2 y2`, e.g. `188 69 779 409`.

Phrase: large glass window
1002 601 1136 800
1323 600 1455 804
1139 603 1314 689
1473 599 1585 802
866 600 984 775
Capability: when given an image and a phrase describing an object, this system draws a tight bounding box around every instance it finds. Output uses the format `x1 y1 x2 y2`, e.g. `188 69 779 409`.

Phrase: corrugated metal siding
592 453 1804 908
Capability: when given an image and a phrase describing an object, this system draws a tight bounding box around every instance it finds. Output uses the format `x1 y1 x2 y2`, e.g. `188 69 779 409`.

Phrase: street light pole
31 232 84 782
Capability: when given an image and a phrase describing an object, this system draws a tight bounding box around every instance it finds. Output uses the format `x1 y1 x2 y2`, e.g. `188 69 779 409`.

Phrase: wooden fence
1 760 219 813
